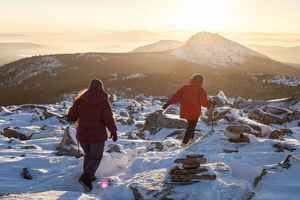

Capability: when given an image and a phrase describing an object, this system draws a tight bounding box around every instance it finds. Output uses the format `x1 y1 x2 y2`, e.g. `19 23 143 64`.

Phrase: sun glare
178 0 232 31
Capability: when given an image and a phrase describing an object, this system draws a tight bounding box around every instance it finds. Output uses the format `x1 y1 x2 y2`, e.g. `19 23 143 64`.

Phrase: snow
173 32 266 67
265 75 300 87
123 73 146 80
76 53 107 62
1 94 300 199
110 73 146 81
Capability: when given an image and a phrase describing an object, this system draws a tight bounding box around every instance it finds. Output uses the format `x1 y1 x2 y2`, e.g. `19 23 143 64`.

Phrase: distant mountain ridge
132 40 183 52
1 32 300 105
173 32 267 67
250 44 300 64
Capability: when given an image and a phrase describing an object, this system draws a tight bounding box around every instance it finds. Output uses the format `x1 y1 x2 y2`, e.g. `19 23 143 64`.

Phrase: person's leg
182 120 198 145
80 143 90 178
88 141 105 178
82 141 105 180
189 120 198 140
79 143 93 192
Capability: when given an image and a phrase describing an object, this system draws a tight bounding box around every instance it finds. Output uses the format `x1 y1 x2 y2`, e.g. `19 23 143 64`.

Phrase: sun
177 0 232 31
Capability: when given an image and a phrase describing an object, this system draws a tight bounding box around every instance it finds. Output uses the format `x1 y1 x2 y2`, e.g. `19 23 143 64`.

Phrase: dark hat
89 79 103 90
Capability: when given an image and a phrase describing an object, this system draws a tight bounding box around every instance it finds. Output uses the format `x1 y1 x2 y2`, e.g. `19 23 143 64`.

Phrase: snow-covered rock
0 93 300 200
265 75 300 87
143 111 187 134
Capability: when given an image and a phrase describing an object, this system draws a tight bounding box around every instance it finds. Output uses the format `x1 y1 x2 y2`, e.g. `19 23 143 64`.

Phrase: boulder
263 106 292 115
237 117 272 138
119 110 129 117
249 108 287 125
273 142 296 152
16 104 64 120
146 142 164 152
134 122 144 129
143 111 187 134
0 106 12 115
228 134 250 143
287 111 300 121
117 117 135 125
56 127 82 158
211 91 232 107
123 130 142 140
1 127 31 140
224 125 253 139
269 130 285 139
106 144 122 153
169 166 208 176
21 168 32 180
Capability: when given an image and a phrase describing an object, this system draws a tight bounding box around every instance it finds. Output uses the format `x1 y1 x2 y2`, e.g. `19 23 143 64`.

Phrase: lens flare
100 179 109 189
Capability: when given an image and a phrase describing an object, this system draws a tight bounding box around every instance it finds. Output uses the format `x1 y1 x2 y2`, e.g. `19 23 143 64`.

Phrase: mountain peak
173 32 266 67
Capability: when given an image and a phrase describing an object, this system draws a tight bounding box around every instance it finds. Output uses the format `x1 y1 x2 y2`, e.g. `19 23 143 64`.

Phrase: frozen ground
0 94 300 200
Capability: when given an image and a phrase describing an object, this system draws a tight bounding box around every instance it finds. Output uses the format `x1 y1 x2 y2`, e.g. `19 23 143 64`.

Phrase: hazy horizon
1 0 300 65
1 0 300 33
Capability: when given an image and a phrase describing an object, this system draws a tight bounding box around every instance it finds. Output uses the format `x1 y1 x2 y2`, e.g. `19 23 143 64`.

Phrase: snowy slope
173 32 267 67
0 94 300 200
132 40 183 53
0 56 63 88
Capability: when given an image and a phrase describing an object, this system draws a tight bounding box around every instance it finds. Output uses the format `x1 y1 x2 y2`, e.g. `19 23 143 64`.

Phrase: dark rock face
143 111 187 134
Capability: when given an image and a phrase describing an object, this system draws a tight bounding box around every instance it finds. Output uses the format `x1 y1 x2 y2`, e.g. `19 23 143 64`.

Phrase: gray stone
143 111 187 134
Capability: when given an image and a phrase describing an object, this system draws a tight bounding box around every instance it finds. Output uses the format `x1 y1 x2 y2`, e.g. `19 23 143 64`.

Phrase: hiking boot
91 175 97 182
79 175 93 192
181 141 190 148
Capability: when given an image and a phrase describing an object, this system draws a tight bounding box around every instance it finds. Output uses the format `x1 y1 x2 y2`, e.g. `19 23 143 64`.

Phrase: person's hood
190 79 203 87
80 89 108 104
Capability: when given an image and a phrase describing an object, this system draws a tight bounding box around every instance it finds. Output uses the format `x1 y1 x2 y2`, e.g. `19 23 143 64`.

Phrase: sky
0 0 300 33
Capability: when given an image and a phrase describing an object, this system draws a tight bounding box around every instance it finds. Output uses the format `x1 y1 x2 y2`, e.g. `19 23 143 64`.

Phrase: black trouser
80 141 105 181
182 120 198 144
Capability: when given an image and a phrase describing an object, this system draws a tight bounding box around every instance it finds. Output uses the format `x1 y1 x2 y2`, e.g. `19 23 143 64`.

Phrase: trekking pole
210 104 215 133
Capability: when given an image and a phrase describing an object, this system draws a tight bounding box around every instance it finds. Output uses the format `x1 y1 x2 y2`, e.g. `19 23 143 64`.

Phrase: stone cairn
168 154 216 183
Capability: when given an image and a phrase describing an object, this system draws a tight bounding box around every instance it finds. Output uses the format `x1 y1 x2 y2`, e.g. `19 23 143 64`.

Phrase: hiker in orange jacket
162 74 212 146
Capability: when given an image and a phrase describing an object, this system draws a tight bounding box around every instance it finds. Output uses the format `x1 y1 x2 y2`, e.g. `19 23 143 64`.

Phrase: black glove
111 133 118 142
162 103 169 110
208 98 217 107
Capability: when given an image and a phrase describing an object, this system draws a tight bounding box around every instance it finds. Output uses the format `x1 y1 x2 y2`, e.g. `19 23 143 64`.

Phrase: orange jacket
167 84 209 120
